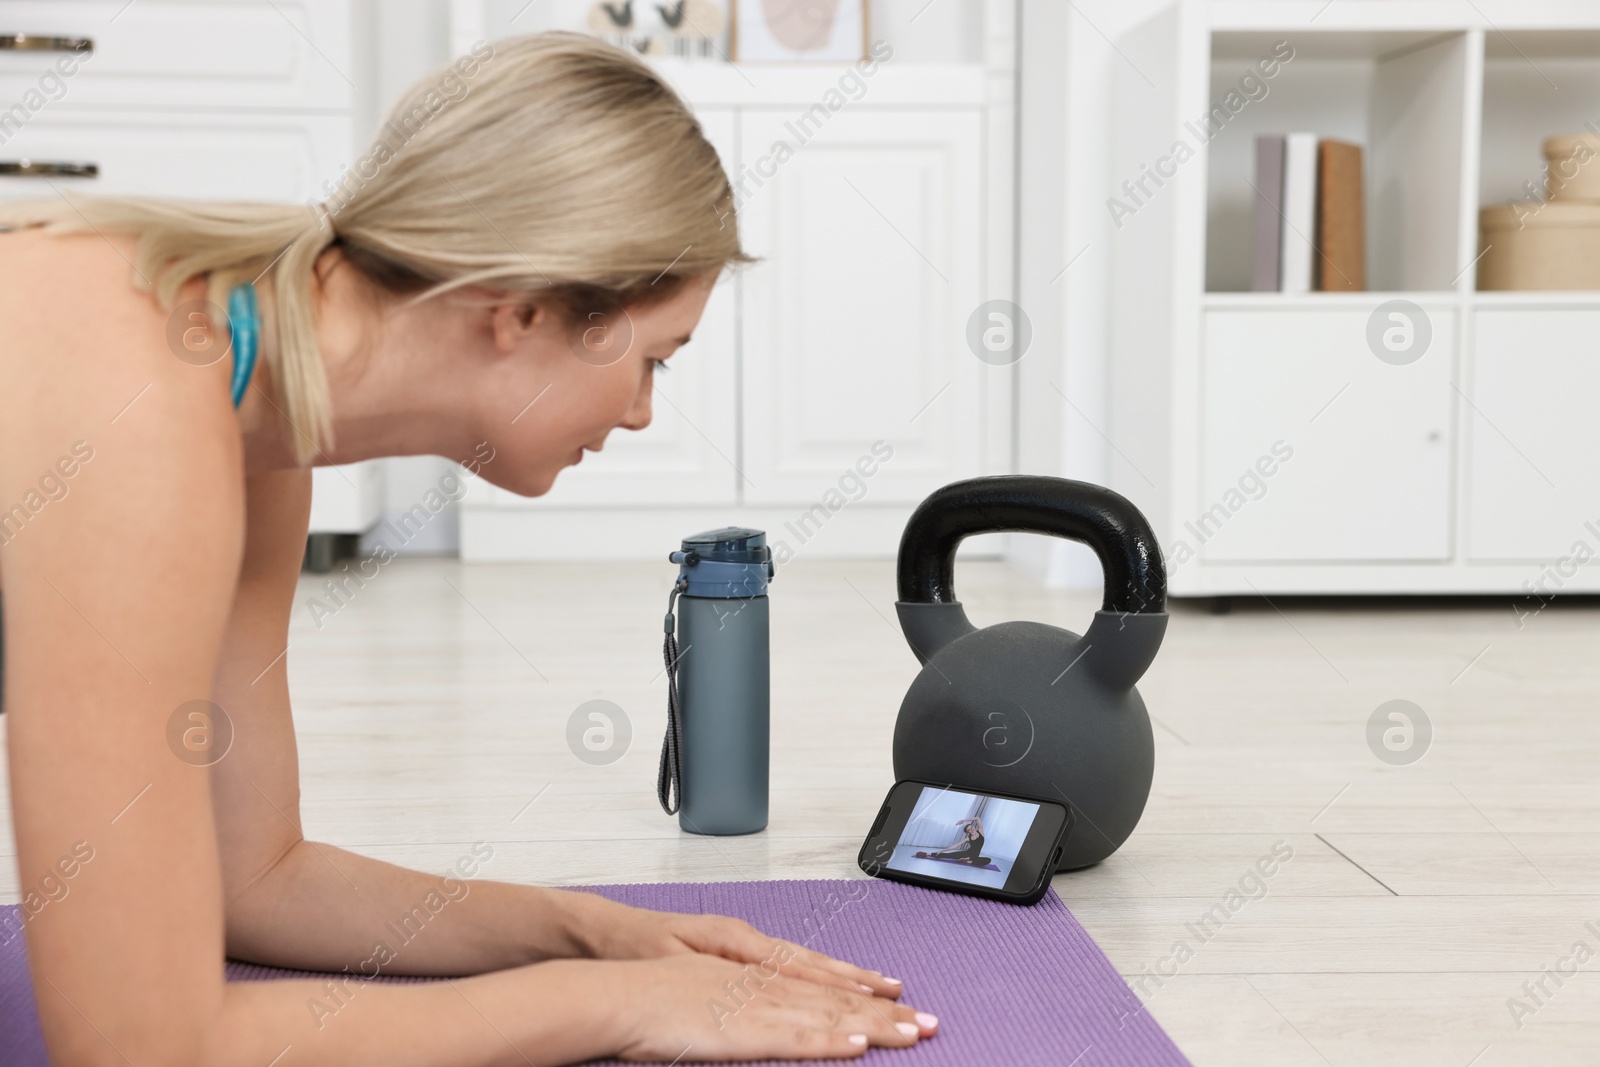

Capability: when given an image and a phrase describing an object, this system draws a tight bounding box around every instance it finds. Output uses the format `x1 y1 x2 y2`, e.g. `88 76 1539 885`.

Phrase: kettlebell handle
896 476 1166 613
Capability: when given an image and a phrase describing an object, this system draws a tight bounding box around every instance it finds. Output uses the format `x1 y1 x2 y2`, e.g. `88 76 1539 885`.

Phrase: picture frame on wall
731 0 868 63
584 0 729 59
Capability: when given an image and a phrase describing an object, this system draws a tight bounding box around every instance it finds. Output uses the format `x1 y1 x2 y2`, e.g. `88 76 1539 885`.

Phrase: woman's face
477 271 717 497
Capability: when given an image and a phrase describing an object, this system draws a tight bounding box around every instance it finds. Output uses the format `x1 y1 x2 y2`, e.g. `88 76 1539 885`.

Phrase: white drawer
0 0 353 111
0 109 351 202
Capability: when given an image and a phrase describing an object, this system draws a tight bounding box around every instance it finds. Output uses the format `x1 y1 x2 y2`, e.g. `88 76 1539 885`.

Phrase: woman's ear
489 297 554 355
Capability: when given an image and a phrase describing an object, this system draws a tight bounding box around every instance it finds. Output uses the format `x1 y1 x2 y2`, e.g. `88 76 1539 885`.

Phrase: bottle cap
679 526 771 564
670 527 773 598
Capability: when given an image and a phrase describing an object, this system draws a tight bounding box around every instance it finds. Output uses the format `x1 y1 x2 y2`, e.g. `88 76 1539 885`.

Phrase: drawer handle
0 160 99 177
0 33 92 52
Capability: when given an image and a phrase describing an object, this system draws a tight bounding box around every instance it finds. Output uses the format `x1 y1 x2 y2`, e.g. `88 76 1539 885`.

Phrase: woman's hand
580 901 907 1001
593 953 936 1062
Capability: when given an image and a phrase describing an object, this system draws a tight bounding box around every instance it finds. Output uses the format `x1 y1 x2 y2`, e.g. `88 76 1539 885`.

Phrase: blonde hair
0 32 748 460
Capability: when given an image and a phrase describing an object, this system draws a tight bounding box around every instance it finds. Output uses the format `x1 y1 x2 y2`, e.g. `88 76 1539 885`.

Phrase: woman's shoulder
0 226 245 553
0 226 185 344
0 226 230 427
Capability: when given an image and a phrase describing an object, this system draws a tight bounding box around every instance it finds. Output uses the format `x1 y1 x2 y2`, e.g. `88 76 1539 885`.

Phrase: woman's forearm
205 949 929 1067
208 958 620 1067
224 839 619 975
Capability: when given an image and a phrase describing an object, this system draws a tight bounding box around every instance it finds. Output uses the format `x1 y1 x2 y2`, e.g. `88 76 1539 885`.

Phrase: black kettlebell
892 475 1167 872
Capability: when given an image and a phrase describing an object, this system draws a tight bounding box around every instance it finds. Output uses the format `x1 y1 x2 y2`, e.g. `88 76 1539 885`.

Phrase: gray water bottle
657 527 773 835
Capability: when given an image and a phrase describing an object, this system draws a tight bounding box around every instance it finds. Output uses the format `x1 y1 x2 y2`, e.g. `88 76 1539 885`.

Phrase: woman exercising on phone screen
0 32 935 1065
916 817 988 865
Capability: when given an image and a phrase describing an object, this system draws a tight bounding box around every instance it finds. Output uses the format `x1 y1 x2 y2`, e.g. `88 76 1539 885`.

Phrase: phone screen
882 784 1044 891
870 780 1068 908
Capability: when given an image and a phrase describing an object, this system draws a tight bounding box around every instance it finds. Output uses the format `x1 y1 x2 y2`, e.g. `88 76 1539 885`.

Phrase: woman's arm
207 468 578 975
211 471 631 973
929 822 979 856
211 471 904 999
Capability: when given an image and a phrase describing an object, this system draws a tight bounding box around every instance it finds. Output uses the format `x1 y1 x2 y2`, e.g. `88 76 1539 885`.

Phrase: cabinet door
0 110 350 203
737 107 984 505
1467 309 1600 561
472 108 740 509
1198 307 1455 562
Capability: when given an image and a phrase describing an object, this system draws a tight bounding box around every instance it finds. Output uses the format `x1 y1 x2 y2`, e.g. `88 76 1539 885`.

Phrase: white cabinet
1467 307 1600 561
738 107 984 505
1200 307 1455 562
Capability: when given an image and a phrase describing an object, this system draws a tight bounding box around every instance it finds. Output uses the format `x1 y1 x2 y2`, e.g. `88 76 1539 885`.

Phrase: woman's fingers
687 916 779 961
763 956 865 996
785 954 904 1001
817 985 937 1041
776 975 933 1038
754 979 926 1049
703 958 932 1049
694 918 904 1000
613 953 936 1063
732 1023 872 1061
777 940 905 1000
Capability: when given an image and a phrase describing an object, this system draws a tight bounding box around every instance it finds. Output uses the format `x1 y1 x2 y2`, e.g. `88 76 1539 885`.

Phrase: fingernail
896 1022 919 1038
882 976 902 985
858 983 875 994
848 1034 868 1047
915 1012 939 1029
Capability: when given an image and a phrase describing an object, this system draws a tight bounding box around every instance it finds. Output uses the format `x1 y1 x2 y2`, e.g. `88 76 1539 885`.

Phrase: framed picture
584 0 729 60
731 0 868 63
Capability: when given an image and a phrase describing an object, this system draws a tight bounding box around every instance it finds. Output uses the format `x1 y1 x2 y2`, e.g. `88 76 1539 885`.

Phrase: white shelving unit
1111 0 1600 596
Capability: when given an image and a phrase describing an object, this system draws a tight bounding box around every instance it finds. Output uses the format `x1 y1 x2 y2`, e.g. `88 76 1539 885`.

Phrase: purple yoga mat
0 880 1189 1066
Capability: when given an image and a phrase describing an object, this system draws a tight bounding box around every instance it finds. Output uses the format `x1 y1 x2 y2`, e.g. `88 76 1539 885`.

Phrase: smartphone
857 780 1074 905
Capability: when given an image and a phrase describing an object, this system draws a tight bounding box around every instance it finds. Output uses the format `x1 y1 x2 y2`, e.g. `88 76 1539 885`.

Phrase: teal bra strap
227 282 259 409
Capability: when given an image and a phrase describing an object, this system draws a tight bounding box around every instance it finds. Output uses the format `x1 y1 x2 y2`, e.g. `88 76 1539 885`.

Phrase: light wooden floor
6 556 1600 1065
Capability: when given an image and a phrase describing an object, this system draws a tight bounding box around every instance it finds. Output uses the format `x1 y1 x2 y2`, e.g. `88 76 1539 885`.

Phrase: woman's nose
619 378 654 431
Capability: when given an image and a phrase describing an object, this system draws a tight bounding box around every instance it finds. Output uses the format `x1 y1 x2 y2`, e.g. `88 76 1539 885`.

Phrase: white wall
1014 0 1171 589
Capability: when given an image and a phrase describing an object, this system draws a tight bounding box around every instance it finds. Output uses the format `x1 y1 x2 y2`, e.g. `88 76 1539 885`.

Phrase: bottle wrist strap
656 578 688 815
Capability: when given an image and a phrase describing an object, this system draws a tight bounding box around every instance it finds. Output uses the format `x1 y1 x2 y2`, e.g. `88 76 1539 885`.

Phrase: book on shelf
1250 132 1367 293
1279 132 1319 294
1315 139 1365 291
1251 134 1284 291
